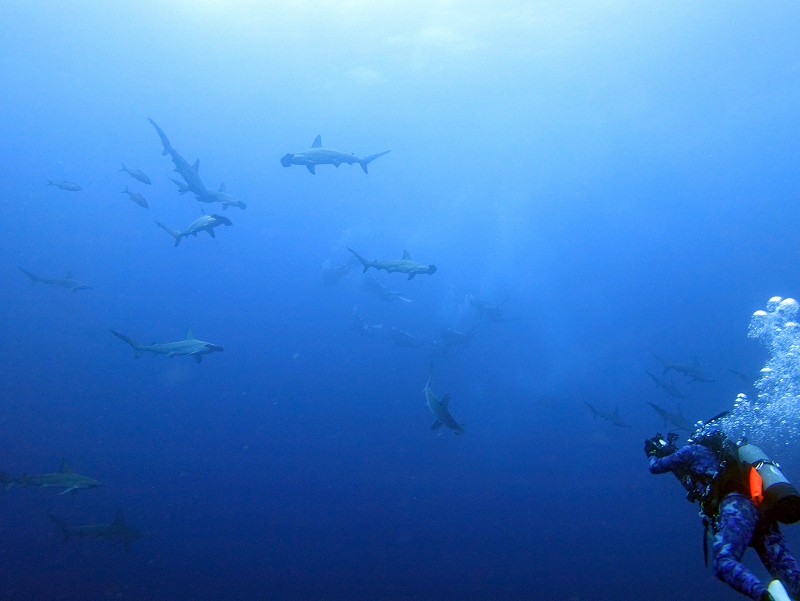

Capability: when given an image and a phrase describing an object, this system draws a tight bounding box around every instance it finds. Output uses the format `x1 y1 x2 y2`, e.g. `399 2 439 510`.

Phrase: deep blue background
2 2 800 599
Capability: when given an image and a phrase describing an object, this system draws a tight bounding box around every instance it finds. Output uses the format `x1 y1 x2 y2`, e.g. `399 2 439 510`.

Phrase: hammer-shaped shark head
280 153 295 167
211 214 233 227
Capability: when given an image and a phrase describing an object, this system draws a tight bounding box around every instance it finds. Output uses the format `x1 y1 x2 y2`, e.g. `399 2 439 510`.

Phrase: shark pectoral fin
135 350 143 359
192 159 200 173
407 273 416 280
306 164 316 175
333 161 340 167
193 354 202 363
207 228 216 238
431 420 443 430
60 486 76 496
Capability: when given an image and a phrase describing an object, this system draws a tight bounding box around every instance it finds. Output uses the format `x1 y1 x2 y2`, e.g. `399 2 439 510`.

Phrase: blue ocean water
2 2 800 599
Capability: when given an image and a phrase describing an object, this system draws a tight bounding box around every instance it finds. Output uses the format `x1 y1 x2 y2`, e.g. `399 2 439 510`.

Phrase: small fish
121 185 148 208
46 179 81 191
119 163 151 185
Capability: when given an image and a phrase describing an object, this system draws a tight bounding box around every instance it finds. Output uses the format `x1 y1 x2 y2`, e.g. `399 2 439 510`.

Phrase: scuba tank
739 444 800 524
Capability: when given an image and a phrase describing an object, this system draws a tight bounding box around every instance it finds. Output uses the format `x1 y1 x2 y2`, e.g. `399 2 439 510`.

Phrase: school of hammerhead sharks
8 118 733 552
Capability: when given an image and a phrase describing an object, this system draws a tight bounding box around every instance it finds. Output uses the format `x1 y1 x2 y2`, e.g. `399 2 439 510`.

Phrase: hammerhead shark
156 213 232 246
645 371 687 398
647 401 695 432
469 296 519 322
348 248 437 280
199 183 246 210
652 354 715 383
322 258 356 285
424 365 465 434
17 459 100 495
281 135 390 174
389 327 428 348
19 268 92 292
49 511 144 552
440 326 479 348
584 402 632 428
111 328 223 363
361 275 412 302
149 118 207 195
0 472 15 493
728 368 752 383
149 119 245 210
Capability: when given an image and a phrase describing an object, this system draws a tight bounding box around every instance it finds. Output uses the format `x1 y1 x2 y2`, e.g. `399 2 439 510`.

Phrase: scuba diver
645 420 800 601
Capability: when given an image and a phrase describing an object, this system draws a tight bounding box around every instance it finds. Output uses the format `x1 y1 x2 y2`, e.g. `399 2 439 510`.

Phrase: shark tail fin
111 330 144 356
19 267 39 283
155 222 182 246
119 163 127 172
347 247 371 272
0 473 15 493
46 179 54 186
148 118 172 156
48 514 71 542
359 150 391 174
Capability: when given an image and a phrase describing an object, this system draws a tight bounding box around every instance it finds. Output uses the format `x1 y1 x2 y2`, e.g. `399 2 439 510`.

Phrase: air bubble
715 296 800 447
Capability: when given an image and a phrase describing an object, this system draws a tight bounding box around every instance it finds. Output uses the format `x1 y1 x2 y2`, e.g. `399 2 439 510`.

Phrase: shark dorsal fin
113 510 125 526
441 394 450 408
192 159 200 173
402 250 412 260
59 459 72 473
185 328 194 340
312 135 322 148
218 183 227 193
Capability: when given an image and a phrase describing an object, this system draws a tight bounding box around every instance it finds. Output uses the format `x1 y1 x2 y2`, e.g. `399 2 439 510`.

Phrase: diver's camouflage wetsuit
650 444 800 601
